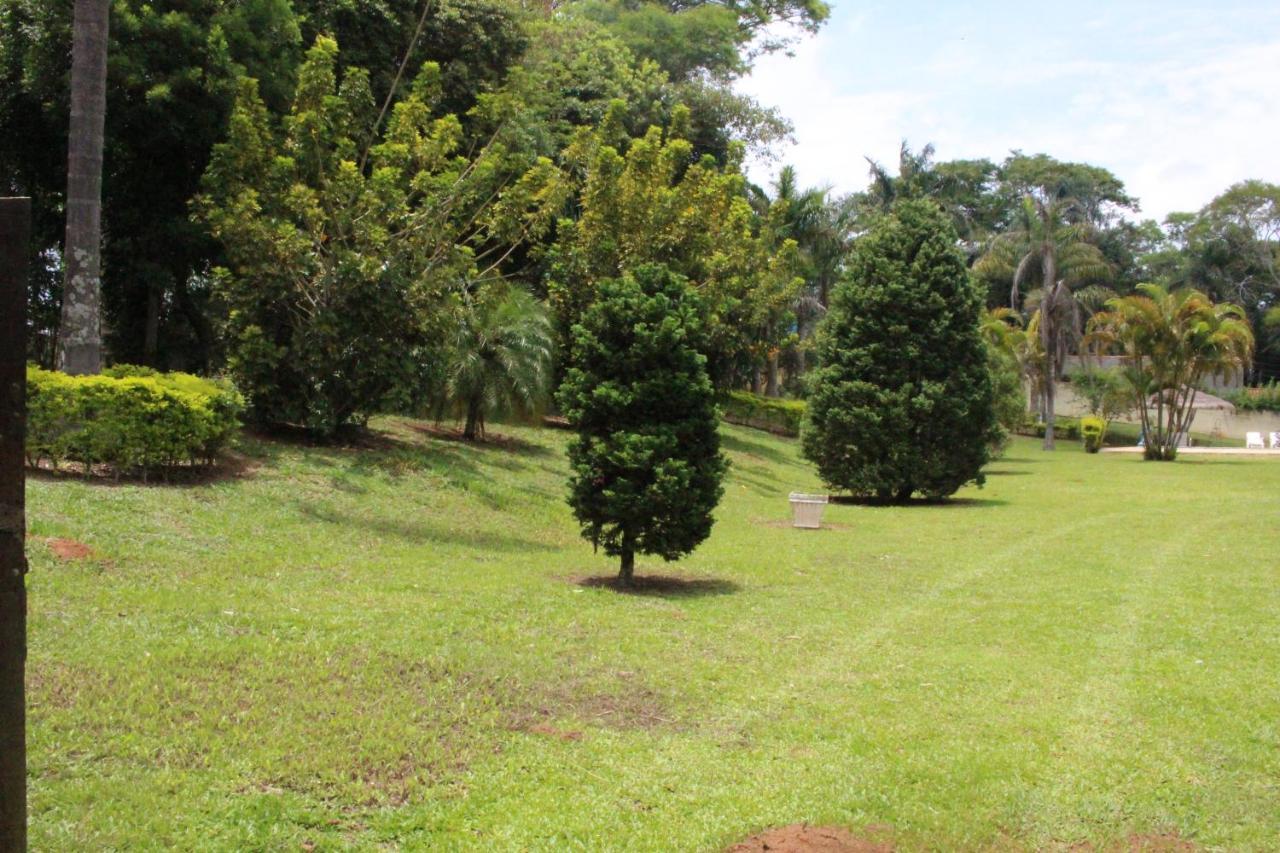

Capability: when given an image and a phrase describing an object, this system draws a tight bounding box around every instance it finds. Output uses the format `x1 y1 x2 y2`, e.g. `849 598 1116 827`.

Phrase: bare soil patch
403 421 547 454
727 824 893 852
525 723 584 741
511 670 678 733
31 536 96 561
26 449 256 486
1124 834 1197 851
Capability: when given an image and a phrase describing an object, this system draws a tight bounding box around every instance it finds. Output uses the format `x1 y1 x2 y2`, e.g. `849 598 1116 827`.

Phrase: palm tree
976 195 1110 448
752 168 856 391
58 0 110 375
1087 284 1253 460
445 284 554 440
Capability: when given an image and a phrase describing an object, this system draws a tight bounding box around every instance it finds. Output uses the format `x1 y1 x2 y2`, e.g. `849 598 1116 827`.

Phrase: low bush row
1015 415 1083 441
1223 382 1280 413
721 391 806 436
27 365 243 477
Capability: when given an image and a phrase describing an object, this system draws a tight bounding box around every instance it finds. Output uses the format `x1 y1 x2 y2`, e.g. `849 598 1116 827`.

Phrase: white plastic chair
1270 432 1280 449
1245 432 1265 449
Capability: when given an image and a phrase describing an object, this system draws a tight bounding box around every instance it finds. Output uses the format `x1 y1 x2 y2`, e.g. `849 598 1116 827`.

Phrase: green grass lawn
24 420 1280 850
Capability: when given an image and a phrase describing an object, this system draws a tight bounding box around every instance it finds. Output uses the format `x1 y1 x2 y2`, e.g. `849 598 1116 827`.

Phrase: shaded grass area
24 418 1280 850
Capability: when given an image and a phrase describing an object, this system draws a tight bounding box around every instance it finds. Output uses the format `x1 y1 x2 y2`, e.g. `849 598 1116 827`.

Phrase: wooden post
0 197 31 853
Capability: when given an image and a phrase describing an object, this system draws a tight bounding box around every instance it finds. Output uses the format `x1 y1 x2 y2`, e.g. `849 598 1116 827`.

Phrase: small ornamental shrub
558 264 727 583
26 366 243 477
1080 416 1106 453
802 199 998 501
722 391 806 436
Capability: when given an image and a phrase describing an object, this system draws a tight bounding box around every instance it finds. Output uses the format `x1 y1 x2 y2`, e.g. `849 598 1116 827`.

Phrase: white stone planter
788 493 828 529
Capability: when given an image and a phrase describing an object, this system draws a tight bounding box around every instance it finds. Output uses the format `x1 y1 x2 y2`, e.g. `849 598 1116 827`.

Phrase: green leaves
802 200 997 500
197 36 570 435
547 113 800 386
1086 284 1255 460
558 264 727 574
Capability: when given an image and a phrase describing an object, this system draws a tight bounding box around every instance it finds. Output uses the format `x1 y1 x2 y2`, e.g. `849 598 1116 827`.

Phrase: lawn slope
25 420 1280 850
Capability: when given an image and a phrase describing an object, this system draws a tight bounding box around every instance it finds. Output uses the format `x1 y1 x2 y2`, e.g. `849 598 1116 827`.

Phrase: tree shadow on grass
720 430 802 468
401 421 554 459
828 495 1008 509
299 502 560 553
984 469 1030 476
994 455 1044 465
575 573 741 598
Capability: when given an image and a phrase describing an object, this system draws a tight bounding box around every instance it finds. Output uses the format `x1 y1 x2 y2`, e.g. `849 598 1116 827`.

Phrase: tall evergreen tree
802 199 997 500
558 264 727 584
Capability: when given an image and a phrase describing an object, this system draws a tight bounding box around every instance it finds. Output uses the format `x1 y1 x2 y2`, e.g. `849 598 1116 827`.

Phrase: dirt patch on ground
31 536 96 561
573 573 740 597
727 824 894 852
1123 834 1197 851
510 670 679 734
404 421 544 452
26 450 256 486
514 685 674 732
525 723 584 741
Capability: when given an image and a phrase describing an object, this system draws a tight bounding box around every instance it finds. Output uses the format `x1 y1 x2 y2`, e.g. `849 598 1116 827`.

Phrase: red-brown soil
38 536 96 561
726 824 893 852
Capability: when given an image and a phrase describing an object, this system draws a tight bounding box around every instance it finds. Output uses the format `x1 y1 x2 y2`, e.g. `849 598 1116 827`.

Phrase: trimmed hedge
722 391 806 436
1016 415 1081 441
27 365 243 477
1223 382 1280 413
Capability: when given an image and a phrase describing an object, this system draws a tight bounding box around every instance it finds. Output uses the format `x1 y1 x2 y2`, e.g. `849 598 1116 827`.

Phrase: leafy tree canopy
547 103 802 385
196 36 567 433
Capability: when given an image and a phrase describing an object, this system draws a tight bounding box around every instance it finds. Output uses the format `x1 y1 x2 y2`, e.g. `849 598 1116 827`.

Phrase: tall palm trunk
462 396 483 440
1040 254 1058 450
58 0 110 376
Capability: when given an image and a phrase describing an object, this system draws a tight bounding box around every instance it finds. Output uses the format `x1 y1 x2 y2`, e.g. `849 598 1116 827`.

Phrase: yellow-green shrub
722 391 806 436
26 366 243 476
1080 416 1106 453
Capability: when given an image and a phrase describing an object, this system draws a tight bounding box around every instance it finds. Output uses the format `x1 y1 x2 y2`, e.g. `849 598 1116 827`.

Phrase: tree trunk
1042 363 1056 450
0 197 31 853
765 351 779 397
462 397 482 440
144 278 161 366
174 276 212 374
57 0 110 376
618 534 635 585
749 370 761 395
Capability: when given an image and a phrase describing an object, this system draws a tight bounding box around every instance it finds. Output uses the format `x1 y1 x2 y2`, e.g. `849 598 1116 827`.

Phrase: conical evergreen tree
802 199 998 500
558 264 727 583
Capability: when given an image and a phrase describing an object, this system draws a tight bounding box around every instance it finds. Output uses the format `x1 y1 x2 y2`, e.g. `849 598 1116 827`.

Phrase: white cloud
737 22 1280 219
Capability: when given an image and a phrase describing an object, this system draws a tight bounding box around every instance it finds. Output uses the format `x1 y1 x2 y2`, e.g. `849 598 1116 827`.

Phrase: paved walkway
1102 446 1280 456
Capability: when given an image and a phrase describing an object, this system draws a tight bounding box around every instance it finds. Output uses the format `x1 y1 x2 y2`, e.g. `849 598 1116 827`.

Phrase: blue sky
737 2 1280 219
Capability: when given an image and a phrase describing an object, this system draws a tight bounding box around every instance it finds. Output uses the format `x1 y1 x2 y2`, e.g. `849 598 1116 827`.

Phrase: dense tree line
0 0 819 387
3 0 1277 432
